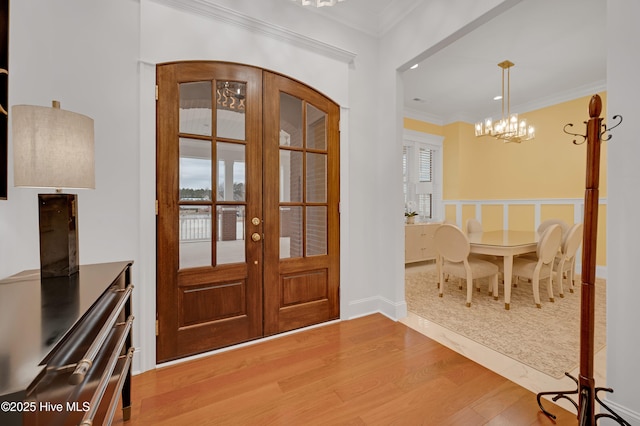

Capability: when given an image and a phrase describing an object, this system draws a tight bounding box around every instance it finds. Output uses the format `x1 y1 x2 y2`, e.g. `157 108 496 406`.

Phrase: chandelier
292 0 345 7
217 82 245 112
475 60 535 143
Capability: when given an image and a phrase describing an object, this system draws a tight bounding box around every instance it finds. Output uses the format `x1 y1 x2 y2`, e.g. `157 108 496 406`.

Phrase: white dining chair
465 218 498 264
538 219 570 235
554 223 583 296
511 224 563 308
435 224 499 307
518 218 570 265
466 218 483 234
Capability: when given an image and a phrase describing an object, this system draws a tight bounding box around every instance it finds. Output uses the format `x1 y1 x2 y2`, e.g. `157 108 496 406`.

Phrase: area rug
405 269 606 379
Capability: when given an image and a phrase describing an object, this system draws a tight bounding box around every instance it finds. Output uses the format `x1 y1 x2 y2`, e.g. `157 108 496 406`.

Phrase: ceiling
294 0 607 125
291 0 425 37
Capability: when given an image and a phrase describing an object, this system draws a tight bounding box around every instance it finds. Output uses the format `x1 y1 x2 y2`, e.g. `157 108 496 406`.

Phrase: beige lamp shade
12 101 95 189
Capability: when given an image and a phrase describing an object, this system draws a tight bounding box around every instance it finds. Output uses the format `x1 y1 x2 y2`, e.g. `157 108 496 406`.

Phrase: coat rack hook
563 122 587 145
601 115 623 141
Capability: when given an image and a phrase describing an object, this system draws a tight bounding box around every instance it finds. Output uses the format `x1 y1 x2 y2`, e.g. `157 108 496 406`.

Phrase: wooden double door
156 62 340 363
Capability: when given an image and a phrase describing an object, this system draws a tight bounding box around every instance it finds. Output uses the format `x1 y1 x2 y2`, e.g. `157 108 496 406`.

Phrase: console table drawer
0 261 134 426
405 223 440 263
25 317 134 426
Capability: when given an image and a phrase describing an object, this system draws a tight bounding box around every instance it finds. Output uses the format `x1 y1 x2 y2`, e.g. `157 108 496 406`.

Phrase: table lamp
12 100 94 278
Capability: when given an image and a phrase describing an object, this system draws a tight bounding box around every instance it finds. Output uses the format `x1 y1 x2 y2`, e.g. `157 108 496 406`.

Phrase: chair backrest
466 218 483 234
536 224 563 264
537 219 569 235
562 223 583 259
435 224 470 263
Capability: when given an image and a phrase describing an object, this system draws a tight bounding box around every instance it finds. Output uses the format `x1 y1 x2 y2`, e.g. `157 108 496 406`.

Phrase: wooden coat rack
536 94 628 425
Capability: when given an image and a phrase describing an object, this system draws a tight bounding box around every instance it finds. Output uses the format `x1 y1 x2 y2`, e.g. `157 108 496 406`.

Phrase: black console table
0 261 134 426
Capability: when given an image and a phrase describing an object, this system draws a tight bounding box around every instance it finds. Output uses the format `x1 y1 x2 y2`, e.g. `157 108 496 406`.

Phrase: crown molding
441 111 478 126
403 107 443 126
149 0 357 64
514 80 607 116
294 0 423 38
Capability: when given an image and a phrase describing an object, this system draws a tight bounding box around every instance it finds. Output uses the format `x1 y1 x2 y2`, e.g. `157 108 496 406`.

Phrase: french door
156 62 340 363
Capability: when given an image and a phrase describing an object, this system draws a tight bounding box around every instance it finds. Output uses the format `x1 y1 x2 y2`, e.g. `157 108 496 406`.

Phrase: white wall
3 0 141 371
606 0 640 422
2 0 140 276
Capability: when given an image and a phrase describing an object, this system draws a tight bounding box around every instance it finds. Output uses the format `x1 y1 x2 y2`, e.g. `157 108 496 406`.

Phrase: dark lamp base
38 193 79 278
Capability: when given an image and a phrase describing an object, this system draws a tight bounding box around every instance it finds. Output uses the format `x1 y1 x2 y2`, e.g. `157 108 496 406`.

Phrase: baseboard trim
347 295 406 321
600 398 640 424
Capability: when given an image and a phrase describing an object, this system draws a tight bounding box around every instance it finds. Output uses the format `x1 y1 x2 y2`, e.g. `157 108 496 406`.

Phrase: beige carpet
405 269 606 379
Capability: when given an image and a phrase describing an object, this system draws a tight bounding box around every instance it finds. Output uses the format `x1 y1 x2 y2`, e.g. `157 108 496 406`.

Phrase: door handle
251 233 262 242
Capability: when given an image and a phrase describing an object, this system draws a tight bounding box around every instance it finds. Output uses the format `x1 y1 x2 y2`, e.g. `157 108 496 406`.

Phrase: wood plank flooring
113 314 576 425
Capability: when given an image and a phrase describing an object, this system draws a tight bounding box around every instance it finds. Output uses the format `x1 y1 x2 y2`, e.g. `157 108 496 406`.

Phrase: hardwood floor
113 314 576 425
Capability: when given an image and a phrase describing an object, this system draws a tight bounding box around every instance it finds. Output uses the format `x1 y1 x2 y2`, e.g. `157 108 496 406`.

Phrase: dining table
467 230 539 310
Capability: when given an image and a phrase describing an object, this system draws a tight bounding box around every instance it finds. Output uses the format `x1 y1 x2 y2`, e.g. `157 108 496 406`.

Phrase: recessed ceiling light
412 97 426 103
410 63 419 70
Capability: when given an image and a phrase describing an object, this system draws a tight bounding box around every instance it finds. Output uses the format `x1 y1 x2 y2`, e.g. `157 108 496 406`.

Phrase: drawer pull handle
79 315 134 426
69 284 133 385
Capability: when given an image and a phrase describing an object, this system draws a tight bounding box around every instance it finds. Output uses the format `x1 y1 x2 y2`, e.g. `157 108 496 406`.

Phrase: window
403 130 443 221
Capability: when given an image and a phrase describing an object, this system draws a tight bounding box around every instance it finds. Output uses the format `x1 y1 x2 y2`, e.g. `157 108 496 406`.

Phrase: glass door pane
179 137 213 269
180 81 212 136
306 152 326 203
216 205 245 264
217 142 246 202
216 81 246 140
279 93 303 147
279 150 302 203
280 206 302 259
306 103 326 150
306 206 327 256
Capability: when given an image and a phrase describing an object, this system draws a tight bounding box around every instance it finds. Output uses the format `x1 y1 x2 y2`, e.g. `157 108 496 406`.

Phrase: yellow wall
461 204 476 231
444 204 457 224
540 204 574 225
404 117 443 136
441 122 464 200
481 205 503 232
405 93 608 267
508 205 535 231
444 93 607 200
